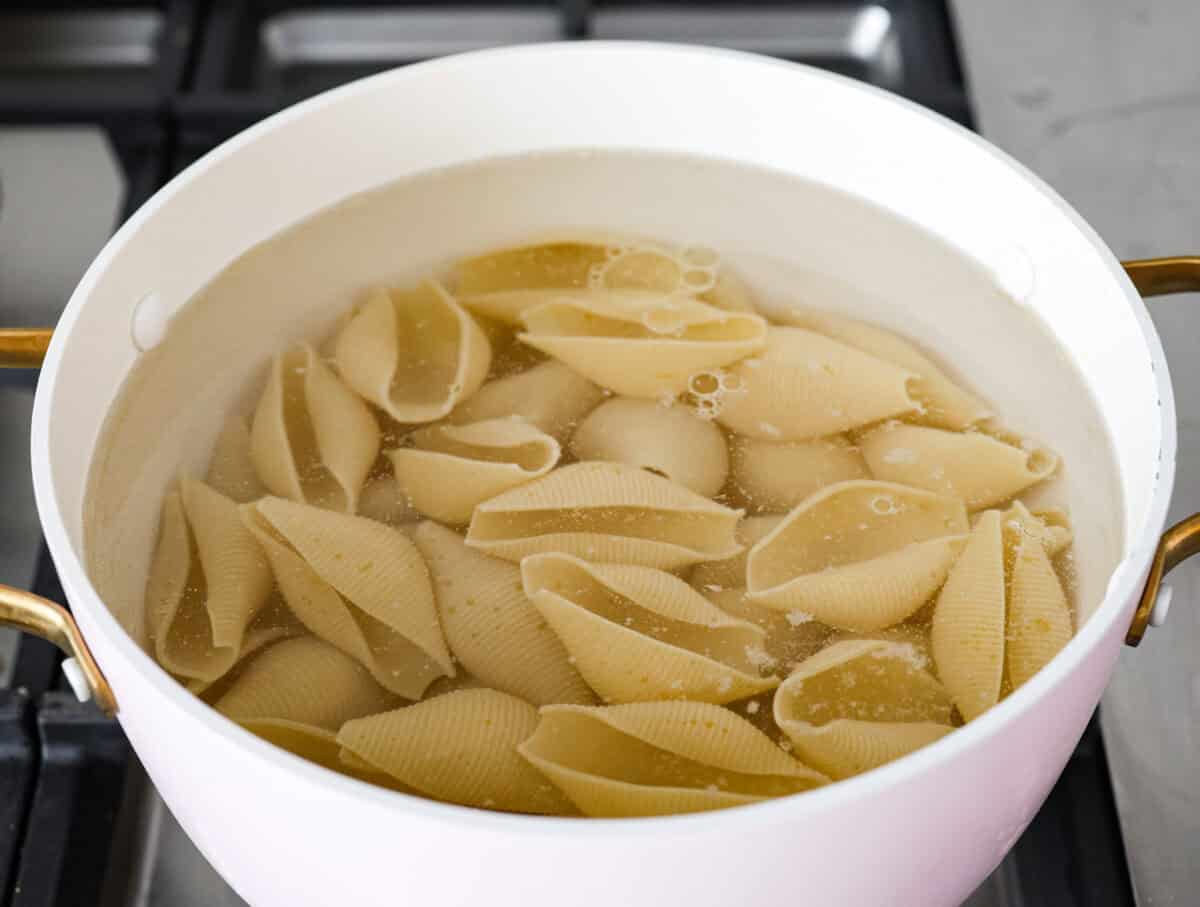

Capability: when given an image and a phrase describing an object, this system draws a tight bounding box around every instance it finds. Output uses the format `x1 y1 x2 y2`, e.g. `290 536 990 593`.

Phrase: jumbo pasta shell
521 553 777 704
338 689 572 814
999 500 1072 557
728 434 868 513
715 327 920 440
447 360 605 443
412 522 592 706
519 701 828 817
1006 534 1073 690
388 419 560 524
206 413 266 503
250 343 379 513
746 481 968 630
466 461 743 569
334 280 491 423
518 290 767 399
243 497 454 698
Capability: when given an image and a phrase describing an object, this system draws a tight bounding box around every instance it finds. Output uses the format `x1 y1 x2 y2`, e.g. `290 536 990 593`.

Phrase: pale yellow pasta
518 291 767 399
715 327 920 440
859 422 1058 510
447 360 604 443
569 398 729 497
216 636 393 729
250 344 379 513
773 639 955 779
999 500 1073 557
388 419 560 524
728 434 868 513
145 478 273 684
746 480 968 630
356 474 419 525
188 596 306 697
338 689 572 814
521 553 777 704
242 497 454 698
518 701 828 817
700 267 758 313
466 461 743 569
412 522 592 706
700 588 830 671
776 307 990 429
334 281 491 423
206 413 265 503
689 515 783 591
930 510 1006 721
1006 533 1073 690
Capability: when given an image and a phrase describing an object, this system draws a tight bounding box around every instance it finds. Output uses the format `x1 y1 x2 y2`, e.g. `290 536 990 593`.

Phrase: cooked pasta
389 418 560 524
250 344 379 513
144 232 1080 817
519 701 828 817
569 398 729 497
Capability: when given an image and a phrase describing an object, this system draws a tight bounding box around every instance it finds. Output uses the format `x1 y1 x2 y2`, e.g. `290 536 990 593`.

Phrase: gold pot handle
0 328 53 367
0 584 117 715
1122 256 1200 645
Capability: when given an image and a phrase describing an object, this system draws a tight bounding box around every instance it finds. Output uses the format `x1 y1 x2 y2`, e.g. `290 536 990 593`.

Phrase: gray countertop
952 2 1200 904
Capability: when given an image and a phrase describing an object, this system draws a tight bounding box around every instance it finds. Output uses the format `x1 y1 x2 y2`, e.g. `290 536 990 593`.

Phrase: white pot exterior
29 44 1174 907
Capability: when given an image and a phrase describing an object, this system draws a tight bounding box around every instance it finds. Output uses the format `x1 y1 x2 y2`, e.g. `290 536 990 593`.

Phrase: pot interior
77 148 1132 648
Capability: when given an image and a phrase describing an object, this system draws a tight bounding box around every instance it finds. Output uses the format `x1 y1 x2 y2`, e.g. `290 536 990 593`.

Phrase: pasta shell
715 327 920 440
776 308 991 429
930 511 1006 721
412 522 592 706
338 689 572 814
447 360 604 443
521 553 778 704
206 413 266 503
518 291 767 399
216 636 394 729
774 639 955 779
334 281 491 423
700 588 830 672
243 497 454 698
1006 534 1073 690
999 500 1073 557
858 422 1058 511
188 596 306 697
145 478 273 684
746 480 969 630
569 398 729 497
466 461 743 569
690 515 783 591
728 434 868 513
519 701 828 817
388 419 561 524
250 343 379 513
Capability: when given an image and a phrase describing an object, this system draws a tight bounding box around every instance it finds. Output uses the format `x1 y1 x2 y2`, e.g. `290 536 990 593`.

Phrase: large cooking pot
0 43 1196 907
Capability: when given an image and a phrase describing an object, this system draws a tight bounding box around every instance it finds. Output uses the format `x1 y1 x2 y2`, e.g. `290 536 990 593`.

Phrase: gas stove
0 3 1137 905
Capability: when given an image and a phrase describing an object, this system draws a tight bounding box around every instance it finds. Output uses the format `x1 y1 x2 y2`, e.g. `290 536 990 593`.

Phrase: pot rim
30 41 1177 834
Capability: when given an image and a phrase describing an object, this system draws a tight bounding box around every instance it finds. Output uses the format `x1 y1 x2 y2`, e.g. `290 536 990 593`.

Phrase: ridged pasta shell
187 596 306 697
774 639 955 779
466 462 743 569
569 398 729 497
518 291 767 399
334 281 491 423
243 497 454 698
930 510 1006 721
728 434 868 513
215 636 394 729
776 308 991 429
999 500 1073 557
447 361 605 443
746 480 969 630
519 701 828 817
145 478 273 684
250 343 379 513
690 515 783 591
206 413 266 503
859 422 1058 510
715 327 920 440
521 553 778 704
338 689 572 814
700 588 830 672
388 419 561 524
412 522 593 706
1006 534 1073 690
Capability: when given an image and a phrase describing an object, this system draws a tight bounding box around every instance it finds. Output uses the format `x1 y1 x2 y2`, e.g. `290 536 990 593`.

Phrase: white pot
1 43 1193 907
